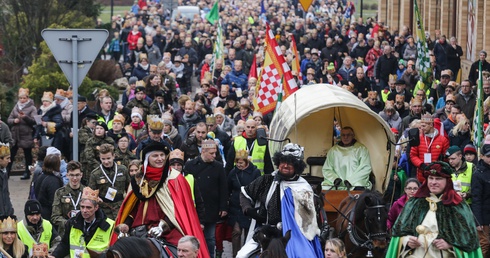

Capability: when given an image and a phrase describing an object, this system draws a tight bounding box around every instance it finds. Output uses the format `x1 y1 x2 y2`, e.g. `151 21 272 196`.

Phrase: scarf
131 121 145 130
139 63 149 70
145 165 163 181
40 102 56 116
17 100 28 111
59 98 70 109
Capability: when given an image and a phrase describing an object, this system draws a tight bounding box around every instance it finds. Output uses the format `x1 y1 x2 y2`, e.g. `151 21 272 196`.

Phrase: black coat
34 172 63 220
184 156 228 223
472 160 490 225
227 163 261 228
375 54 398 81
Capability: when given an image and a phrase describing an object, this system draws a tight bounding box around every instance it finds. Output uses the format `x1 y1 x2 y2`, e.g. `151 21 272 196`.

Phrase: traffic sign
41 29 109 87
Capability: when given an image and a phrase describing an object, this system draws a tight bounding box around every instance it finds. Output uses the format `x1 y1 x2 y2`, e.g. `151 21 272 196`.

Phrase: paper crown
32 243 49 257
214 107 225 115
147 115 164 131
82 187 99 202
131 107 143 116
0 217 17 233
0 142 10 157
388 74 397 83
201 139 217 149
235 149 249 160
421 113 434 123
169 149 185 161
206 114 216 124
367 91 377 98
66 88 73 99
113 114 126 124
55 88 66 98
41 91 54 102
410 97 422 106
18 87 29 97
136 80 146 87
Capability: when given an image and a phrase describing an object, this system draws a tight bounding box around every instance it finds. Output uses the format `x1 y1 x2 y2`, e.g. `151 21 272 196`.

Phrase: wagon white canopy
269 84 396 192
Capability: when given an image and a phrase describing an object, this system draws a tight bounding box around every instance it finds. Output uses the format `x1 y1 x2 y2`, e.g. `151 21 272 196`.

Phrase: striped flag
211 20 224 74
274 75 284 114
414 0 432 87
290 35 302 85
253 23 298 115
473 61 484 153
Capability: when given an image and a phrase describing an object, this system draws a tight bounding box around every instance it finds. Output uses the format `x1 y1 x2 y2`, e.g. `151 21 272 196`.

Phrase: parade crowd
0 0 489 257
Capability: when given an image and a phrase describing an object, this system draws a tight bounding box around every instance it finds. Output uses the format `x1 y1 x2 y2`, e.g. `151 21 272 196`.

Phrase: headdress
81 187 99 202
421 113 434 123
169 149 185 165
201 139 216 149
235 149 249 161
147 115 164 132
0 217 17 233
0 142 10 158
205 114 216 124
41 91 54 103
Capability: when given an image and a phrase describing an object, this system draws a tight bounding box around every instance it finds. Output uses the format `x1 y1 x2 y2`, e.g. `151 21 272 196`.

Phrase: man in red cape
111 141 210 258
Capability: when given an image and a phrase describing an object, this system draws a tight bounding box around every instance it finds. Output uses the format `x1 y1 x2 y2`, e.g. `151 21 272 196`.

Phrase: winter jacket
403 44 417 60
410 129 450 181
8 99 37 148
227 163 261 228
455 91 477 121
34 172 64 220
472 160 490 225
375 54 398 82
387 194 408 230
35 104 64 151
379 111 403 132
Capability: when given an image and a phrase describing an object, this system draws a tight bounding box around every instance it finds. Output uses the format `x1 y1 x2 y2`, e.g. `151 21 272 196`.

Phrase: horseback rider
237 143 323 257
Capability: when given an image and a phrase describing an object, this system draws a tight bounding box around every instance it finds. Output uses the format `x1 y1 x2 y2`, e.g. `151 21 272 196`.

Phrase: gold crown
32 243 49 257
410 97 422 106
147 115 164 131
41 91 54 102
421 113 434 123
0 217 17 233
235 149 249 160
201 139 216 149
368 91 377 98
18 87 29 97
206 114 216 124
55 88 66 97
214 107 225 115
82 187 99 202
388 74 397 83
0 142 10 157
136 80 146 87
169 149 185 161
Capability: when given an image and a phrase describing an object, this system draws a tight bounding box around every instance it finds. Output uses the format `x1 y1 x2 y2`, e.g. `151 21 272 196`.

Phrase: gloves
148 220 168 237
246 208 267 224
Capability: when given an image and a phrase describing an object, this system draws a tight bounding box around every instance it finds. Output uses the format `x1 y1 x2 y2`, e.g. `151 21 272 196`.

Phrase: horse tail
259 238 288 258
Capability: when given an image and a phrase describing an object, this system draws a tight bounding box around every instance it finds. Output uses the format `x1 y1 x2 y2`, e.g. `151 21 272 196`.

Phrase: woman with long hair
0 216 28 258
324 238 347 258
449 114 472 150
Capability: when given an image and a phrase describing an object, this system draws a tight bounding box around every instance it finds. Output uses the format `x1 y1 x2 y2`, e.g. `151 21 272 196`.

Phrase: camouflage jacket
82 136 115 181
51 184 85 237
115 148 137 168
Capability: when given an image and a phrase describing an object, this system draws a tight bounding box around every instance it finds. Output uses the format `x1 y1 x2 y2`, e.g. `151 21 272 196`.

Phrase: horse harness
336 194 387 257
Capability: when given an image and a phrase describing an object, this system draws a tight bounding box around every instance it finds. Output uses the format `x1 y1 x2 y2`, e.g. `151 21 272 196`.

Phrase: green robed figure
386 161 483 257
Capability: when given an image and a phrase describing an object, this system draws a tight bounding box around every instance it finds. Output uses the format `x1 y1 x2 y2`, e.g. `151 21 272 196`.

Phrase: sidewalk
8 175 30 221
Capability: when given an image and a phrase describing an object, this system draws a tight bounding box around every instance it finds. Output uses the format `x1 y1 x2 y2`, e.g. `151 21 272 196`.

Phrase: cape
112 169 210 258
386 236 483 258
390 197 481 254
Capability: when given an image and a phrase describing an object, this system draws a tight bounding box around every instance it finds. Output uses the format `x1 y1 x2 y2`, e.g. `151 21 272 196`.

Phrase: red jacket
127 31 142 51
410 130 450 182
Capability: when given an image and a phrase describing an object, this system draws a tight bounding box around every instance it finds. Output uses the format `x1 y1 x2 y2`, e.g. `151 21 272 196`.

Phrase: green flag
206 0 219 25
414 0 432 87
274 75 284 115
473 61 484 153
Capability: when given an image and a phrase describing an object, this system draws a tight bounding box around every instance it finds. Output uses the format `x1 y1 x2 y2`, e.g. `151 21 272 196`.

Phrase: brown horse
87 237 177 258
335 191 388 258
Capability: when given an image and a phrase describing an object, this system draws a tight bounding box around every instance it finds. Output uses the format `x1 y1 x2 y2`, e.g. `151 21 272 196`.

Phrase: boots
20 168 30 180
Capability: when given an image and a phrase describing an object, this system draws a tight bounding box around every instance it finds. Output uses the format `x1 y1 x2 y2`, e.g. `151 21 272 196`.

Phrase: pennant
414 0 432 87
290 35 302 84
473 61 484 153
298 0 314 12
248 55 257 80
206 0 219 25
254 23 298 115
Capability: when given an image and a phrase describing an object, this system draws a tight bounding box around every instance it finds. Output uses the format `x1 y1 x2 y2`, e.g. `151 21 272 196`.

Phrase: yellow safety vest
17 219 53 251
97 112 118 130
452 162 473 204
185 174 195 203
69 218 114 258
234 136 266 175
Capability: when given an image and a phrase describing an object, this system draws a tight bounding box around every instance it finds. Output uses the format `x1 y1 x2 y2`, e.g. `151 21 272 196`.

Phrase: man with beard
402 98 424 131
178 100 204 140
184 140 228 257
455 79 477 122
17 200 61 253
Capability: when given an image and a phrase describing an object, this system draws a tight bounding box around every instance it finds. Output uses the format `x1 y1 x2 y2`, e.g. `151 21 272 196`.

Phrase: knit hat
78 95 87 102
463 144 477 155
46 147 61 156
131 107 143 121
129 76 138 85
24 199 42 216
398 59 406 67
96 121 109 131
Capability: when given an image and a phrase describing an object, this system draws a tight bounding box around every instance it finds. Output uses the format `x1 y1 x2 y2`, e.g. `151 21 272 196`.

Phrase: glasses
405 187 419 191
206 124 214 127
67 174 82 178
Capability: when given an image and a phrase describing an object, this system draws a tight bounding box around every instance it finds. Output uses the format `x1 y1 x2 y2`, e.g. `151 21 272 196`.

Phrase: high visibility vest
234 136 266 175
69 219 114 258
17 219 53 251
185 174 195 202
452 162 473 204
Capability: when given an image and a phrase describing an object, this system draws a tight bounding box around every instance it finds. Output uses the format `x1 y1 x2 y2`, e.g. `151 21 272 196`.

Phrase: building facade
379 0 490 81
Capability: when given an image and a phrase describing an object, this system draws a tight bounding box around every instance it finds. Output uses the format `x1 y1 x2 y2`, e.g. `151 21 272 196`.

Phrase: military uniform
115 148 137 168
126 99 150 120
51 184 85 237
78 126 92 160
149 100 166 116
82 136 115 183
88 163 130 220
